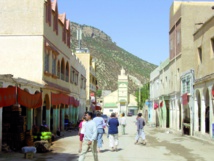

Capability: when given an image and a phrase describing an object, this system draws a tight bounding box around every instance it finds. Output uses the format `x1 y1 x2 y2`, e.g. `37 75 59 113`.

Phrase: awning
0 87 16 107
18 87 42 108
182 93 189 105
154 103 159 110
212 89 214 97
51 93 74 106
73 99 79 108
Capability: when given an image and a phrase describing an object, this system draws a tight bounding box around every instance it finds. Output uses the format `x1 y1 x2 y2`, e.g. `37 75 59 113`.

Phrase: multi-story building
0 0 86 151
168 1 214 135
75 48 97 112
150 59 170 128
193 15 214 139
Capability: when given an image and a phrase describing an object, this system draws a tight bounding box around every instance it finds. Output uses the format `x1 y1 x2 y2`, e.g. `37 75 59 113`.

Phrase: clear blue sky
58 0 212 66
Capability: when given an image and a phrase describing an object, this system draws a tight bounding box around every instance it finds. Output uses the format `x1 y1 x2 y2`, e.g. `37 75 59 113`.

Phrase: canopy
0 87 16 107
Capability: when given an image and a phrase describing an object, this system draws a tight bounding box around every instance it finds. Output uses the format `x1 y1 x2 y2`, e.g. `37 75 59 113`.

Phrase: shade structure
0 87 16 107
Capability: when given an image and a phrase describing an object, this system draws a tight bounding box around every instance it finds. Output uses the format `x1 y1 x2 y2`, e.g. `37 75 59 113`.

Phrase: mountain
70 22 157 94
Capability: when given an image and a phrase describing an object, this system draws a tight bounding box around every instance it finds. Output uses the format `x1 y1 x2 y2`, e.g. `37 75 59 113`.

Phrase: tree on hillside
96 89 102 98
135 83 150 110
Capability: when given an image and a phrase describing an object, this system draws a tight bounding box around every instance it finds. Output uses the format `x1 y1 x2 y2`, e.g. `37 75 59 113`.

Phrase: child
78 116 86 153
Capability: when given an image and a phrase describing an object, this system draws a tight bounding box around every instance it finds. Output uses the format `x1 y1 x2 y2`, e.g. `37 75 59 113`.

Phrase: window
67 30 70 48
45 0 51 26
170 39 173 51
211 38 214 57
57 61 60 78
177 31 180 45
44 50 49 72
53 12 58 34
52 56 56 75
186 76 191 93
182 80 186 94
198 47 202 64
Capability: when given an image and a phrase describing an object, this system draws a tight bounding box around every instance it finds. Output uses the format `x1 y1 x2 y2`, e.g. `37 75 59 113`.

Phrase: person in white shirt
120 113 126 135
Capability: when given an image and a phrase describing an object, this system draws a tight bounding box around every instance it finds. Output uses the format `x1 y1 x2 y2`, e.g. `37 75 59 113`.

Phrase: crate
25 152 34 159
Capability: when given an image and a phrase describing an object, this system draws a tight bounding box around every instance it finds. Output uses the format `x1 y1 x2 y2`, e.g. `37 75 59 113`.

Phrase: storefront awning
18 87 42 108
0 87 16 107
51 93 75 106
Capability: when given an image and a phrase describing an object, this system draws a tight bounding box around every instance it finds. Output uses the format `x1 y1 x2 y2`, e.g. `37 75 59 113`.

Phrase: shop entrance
196 90 201 131
205 89 210 134
166 100 170 128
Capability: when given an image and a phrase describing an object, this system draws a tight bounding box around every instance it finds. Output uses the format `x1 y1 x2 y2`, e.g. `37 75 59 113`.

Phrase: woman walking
108 113 119 152
120 113 126 135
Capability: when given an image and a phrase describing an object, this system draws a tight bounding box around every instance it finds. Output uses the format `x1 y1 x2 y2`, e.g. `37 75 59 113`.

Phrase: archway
205 88 210 134
165 100 170 128
196 90 201 131
61 58 65 80
66 62 69 82
57 60 60 78
33 91 42 126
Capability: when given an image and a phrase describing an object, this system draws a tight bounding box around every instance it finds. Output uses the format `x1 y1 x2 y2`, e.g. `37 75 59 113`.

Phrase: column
170 101 173 128
57 107 60 130
61 107 65 131
69 106 72 122
53 107 58 134
46 109 50 129
209 87 213 138
194 98 199 134
27 108 33 130
0 108 2 152
201 96 206 134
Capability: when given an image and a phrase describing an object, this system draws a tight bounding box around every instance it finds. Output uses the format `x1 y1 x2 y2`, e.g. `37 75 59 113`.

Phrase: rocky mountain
70 22 157 94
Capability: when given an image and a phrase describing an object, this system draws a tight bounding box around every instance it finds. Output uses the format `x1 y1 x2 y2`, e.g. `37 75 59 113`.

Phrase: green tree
96 89 102 98
135 83 150 110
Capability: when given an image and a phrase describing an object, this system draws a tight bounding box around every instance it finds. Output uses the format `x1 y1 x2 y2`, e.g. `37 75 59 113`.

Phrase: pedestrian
78 116 86 153
120 113 126 135
108 113 119 152
93 112 106 153
78 112 98 161
135 113 146 145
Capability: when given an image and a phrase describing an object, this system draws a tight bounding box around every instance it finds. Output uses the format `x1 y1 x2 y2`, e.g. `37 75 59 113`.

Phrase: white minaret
118 67 128 114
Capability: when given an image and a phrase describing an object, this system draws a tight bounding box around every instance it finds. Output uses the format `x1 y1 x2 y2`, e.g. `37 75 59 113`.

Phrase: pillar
57 107 60 129
46 109 50 129
0 108 2 152
209 87 213 138
69 106 72 122
61 108 65 131
53 108 58 134
194 98 199 134
27 108 33 130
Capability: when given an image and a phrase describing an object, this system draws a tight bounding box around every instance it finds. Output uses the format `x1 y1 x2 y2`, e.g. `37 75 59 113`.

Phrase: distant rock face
70 22 157 94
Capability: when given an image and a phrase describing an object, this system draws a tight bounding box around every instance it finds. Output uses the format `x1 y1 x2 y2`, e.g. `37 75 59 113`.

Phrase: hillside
70 22 157 94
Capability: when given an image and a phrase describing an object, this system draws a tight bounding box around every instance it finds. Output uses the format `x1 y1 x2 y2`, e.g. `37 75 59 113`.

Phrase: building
193 15 214 139
103 68 138 116
75 48 98 112
0 0 86 151
168 1 214 135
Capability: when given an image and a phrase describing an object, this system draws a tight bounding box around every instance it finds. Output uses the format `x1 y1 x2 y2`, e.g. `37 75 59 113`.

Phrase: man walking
93 112 106 153
135 113 146 145
120 113 126 135
108 113 119 151
79 112 98 161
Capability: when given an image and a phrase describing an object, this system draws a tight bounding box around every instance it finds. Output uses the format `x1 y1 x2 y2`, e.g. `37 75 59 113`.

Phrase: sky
58 0 214 66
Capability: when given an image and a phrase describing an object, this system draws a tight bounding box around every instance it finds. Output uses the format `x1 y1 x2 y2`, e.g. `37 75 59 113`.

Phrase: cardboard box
25 153 34 159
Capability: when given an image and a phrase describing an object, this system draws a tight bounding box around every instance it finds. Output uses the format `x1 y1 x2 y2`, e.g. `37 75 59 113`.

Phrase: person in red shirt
78 116 86 153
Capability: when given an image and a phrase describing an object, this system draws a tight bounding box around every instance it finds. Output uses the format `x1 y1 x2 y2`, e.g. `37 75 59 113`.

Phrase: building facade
150 1 214 140
0 0 87 151
76 49 97 112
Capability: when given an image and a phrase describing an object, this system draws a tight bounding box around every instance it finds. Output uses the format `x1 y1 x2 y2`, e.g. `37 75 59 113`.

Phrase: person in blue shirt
93 112 106 153
79 112 98 161
108 113 119 152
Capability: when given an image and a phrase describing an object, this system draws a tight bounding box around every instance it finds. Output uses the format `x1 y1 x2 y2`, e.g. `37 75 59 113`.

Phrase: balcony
90 66 96 77
90 83 96 92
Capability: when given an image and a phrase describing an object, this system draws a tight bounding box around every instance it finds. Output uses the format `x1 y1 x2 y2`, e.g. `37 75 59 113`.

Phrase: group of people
77 111 146 161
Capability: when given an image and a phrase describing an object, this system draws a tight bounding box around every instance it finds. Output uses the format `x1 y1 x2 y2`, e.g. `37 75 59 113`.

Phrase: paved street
1 116 214 161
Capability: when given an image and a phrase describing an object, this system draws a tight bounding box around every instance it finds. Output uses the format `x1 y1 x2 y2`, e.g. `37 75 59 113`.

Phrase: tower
118 67 128 114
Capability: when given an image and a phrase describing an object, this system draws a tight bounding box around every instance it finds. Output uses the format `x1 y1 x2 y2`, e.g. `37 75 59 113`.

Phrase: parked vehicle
127 112 133 117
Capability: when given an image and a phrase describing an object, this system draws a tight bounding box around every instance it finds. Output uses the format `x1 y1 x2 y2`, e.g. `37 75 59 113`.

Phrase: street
1 116 214 161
